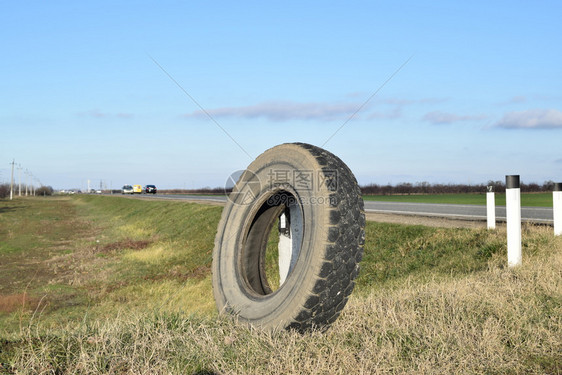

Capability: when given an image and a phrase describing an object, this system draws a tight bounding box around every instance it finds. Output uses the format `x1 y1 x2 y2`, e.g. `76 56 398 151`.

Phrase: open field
363 192 553 207
1 196 561 374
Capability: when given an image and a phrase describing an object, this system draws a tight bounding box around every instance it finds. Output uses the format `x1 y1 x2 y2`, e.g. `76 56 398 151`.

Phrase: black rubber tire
212 143 365 332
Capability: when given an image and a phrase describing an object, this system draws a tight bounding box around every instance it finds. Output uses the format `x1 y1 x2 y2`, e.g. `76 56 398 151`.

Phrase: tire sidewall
213 146 334 327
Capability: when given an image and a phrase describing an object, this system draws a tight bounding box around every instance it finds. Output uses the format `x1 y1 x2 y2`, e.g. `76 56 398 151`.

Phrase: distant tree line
360 181 558 195
157 180 558 197
0 184 54 198
4 181 555 200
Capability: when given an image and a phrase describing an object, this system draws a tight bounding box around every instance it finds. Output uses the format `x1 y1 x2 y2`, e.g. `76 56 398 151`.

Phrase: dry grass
4 229 561 374
1 197 561 374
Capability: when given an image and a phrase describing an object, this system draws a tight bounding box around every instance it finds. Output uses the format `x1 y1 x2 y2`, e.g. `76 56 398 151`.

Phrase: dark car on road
145 185 157 194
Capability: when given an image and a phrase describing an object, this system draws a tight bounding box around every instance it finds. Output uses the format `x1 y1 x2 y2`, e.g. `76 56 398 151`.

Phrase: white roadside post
278 203 303 286
506 175 522 267
486 185 496 230
278 211 292 284
554 182 562 236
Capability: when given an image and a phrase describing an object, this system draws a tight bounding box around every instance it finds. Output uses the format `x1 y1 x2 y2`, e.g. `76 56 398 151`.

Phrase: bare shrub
35 186 54 196
0 183 10 199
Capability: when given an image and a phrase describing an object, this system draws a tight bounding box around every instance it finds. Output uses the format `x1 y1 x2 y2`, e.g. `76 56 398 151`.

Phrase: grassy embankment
0 196 560 374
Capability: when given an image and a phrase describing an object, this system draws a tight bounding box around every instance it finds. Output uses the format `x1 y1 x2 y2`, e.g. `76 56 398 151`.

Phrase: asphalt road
137 194 554 223
363 201 553 223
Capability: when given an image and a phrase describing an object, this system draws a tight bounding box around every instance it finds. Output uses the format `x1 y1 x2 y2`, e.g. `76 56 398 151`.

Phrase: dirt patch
0 293 39 313
143 265 211 282
183 265 211 280
100 239 152 253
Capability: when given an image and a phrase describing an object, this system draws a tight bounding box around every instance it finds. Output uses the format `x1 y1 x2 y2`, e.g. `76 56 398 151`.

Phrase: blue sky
1 1 561 190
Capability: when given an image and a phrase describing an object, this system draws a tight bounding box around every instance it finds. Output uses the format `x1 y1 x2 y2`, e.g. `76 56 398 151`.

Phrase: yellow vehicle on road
133 185 143 194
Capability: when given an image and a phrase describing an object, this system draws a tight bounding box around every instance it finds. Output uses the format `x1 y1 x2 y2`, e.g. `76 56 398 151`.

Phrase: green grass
356 224 506 291
265 223 281 291
0 196 223 332
363 192 553 207
0 198 82 255
1 196 561 374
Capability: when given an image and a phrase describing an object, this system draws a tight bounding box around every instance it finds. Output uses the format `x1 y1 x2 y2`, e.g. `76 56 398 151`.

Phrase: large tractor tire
212 143 365 331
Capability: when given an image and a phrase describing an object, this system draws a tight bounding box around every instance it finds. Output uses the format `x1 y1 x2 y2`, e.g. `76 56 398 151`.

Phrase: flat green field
363 192 553 207
1 196 560 374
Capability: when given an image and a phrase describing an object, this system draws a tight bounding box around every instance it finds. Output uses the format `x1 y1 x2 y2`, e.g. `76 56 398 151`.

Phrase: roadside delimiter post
486 185 496 230
554 182 562 236
506 175 522 267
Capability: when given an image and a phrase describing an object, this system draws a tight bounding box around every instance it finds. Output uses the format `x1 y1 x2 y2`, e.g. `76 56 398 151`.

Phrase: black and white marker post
506 175 522 267
486 185 496 230
554 182 562 236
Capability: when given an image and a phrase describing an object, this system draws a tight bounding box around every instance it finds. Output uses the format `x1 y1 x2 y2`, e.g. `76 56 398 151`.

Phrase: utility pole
25 170 31 196
25 170 28 196
10 159 15 200
18 164 22 196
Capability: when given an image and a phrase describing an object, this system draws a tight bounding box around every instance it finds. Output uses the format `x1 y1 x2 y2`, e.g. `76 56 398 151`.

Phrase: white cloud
499 96 527 105
184 96 449 123
79 110 133 119
381 97 448 106
184 100 372 122
495 109 562 129
366 107 402 120
422 111 487 125
509 96 527 103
